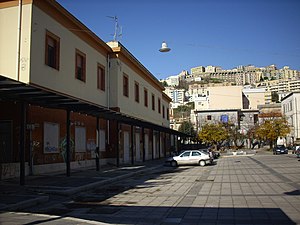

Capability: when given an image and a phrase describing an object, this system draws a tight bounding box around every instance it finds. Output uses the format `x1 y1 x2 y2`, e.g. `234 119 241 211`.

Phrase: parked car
200 148 220 159
273 145 288 155
165 150 212 167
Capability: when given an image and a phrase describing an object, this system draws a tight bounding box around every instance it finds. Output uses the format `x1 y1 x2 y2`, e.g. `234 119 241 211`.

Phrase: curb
0 163 164 211
28 164 163 196
221 154 255 158
0 195 49 211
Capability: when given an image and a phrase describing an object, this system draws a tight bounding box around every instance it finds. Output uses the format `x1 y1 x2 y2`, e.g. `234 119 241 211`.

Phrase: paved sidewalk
0 159 165 211
1 152 300 225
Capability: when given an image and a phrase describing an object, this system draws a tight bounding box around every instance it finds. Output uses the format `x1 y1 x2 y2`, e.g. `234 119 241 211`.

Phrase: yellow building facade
0 0 179 182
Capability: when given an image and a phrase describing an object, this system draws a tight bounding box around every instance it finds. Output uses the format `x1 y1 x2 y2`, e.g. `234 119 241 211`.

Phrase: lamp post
195 112 198 133
195 112 199 146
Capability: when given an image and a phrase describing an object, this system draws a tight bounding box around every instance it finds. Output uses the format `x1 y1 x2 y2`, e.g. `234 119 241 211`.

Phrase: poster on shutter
44 122 59 153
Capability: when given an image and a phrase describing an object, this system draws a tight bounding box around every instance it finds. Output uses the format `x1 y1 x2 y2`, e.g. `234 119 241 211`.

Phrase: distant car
165 150 212 167
295 146 300 158
273 145 288 155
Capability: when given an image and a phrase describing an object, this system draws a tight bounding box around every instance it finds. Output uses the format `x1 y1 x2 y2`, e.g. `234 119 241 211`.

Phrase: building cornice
108 41 165 93
195 109 241 113
32 0 112 56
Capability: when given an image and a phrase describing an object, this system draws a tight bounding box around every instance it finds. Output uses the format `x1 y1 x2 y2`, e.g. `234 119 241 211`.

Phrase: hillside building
281 92 300 145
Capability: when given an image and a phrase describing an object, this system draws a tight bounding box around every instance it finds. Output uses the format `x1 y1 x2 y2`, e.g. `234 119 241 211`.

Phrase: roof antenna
107 16 122 42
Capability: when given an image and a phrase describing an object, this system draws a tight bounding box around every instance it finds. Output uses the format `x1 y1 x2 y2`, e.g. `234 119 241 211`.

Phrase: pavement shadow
284 189 300 196
14 206 297 225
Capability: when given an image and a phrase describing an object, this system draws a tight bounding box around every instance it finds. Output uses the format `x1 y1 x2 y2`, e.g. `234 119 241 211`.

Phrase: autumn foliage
198 114 290 150
255 117 290 149
198 123 228 149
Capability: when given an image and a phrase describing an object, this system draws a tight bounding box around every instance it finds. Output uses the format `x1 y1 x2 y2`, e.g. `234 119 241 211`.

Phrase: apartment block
191 66 205 74
187 84 244 110
164 86 185 106
258 79 300 100
242 87 266 109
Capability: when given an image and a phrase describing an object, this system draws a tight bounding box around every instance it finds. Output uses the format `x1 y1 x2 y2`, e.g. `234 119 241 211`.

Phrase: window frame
123 74 129 97
152 94 155 111
144 88 148 107
75 49 86 82
45 30 60 70
158 98 161 114
97 63 105 91
167 108 170 120
134 81 139 103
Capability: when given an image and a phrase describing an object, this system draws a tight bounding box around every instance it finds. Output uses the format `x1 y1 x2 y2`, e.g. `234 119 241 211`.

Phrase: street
1 153 300 225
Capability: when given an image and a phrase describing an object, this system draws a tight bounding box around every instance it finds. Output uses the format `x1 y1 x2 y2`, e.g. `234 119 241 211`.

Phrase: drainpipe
107 53 110 145
17 0 22 81
17 0 25 186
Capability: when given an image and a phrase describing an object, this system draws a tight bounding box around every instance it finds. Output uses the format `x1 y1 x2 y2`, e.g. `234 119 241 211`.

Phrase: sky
57 0 300 80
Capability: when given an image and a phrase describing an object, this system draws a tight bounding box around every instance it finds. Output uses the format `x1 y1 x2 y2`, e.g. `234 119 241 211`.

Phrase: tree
227 125 246 150
255 117 290 149
161 80 168 87
198 123 228 150
173 105 191 118
271 91 279 103
178 121 197 141
176 80 188 90
246 124 260 149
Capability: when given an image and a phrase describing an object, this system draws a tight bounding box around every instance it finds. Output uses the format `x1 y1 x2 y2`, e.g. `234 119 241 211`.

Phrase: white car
166 150 212 167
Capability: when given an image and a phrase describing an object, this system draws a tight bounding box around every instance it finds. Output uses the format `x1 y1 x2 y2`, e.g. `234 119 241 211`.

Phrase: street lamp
159 41 171 52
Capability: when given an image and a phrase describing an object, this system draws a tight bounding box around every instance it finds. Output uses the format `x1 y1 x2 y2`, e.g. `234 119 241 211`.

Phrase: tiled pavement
0 153 300 224
71 154 299 225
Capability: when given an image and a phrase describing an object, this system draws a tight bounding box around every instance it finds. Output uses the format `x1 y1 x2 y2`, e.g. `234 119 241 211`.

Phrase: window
192 151 201 156
158 98 161 114
254 114 258 124
135 82 139 102
75 50 86 82
181 151 190 157
45 30 60 70
75 126 86 152
123 74 129 97
207 115 212 120
99 130 106 151
163 105 165 118
167 108 169 120
144 88 148 107
0 121 13 162
97 64 105 91
152 94 155 111
283 104 286 113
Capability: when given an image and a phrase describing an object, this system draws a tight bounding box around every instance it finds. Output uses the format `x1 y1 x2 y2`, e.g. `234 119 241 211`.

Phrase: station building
0 0 183 183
